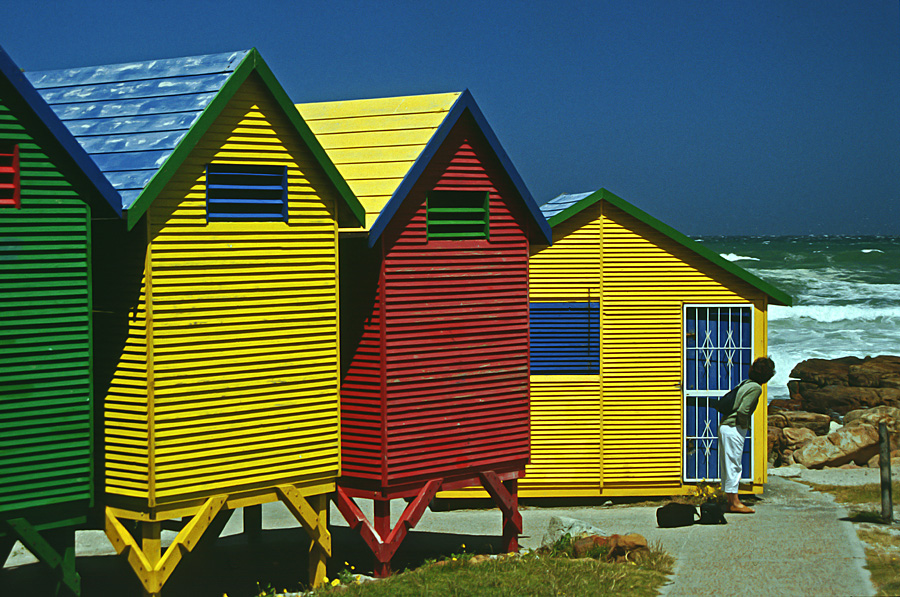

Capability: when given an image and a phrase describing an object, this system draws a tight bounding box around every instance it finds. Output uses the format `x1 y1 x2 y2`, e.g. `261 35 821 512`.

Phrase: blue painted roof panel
26 50 249 211
537 191 594 219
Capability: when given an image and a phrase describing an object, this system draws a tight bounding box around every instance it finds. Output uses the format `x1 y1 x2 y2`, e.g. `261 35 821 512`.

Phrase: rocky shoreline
769 355 900 470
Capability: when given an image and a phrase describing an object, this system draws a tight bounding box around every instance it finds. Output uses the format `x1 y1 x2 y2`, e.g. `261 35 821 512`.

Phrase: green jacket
720 380 762 429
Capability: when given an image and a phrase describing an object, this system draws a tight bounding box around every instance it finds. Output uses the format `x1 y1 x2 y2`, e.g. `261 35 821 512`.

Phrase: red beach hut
298 91 552 575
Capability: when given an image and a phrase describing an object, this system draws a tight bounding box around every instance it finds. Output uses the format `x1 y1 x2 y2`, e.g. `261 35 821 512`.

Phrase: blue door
684 305 753 482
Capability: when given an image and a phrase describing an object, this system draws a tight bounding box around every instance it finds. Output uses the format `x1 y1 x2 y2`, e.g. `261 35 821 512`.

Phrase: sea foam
769 304 900 323
719 253 760 262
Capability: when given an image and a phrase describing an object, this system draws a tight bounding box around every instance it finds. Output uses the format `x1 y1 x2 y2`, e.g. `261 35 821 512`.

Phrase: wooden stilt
373 499 391 578
307 495 328 588
104 496 226 596
334 479 442 578
478 471 522 553
244 504 263 544
4 519 80 596
275 485 331 588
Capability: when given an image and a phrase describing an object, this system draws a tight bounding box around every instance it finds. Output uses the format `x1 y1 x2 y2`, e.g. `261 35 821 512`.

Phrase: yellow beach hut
27 49 363 593
521 188 792 498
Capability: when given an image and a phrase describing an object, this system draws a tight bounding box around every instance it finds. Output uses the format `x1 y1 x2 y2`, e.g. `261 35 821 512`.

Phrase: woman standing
718 357 776 513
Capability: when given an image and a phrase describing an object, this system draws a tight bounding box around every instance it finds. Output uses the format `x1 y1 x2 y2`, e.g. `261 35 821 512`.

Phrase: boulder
770 397 803 411
790 357 864 387
848 356 900 388
606 533 649 563
779 411 832 435
782 427 817 450
768 426 784 462
798 386 900 416
844 406 900 431
866 450 900 469
571 535 609 558
768 414 788 429
793 424 880 469
542 516 608 547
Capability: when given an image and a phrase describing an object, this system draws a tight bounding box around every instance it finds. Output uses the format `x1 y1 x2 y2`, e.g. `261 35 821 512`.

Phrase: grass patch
858 528 900 597
805 481 900 596
802 481 900 505
307 549 673 597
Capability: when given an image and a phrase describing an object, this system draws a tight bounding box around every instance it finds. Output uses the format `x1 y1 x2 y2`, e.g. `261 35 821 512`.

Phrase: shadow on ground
1 526 507 597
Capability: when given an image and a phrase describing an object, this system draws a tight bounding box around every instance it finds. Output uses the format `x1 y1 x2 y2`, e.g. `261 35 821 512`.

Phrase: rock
791 357 864 387
768 414 789 429
606 533 649 563
571 535 609 558
829 421 842 434
770 397 804 411
799 386 900 416
838 463 862 469
542 516 608 546
468 554 491 565
866 450 900 468
844 406 900 433
782 427 817 450
779 411 832 435
768 426 784 462
793 424 880 469
848 356 900 388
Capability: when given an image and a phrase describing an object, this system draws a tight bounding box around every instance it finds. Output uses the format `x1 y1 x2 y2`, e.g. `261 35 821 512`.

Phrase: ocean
693 236 900 401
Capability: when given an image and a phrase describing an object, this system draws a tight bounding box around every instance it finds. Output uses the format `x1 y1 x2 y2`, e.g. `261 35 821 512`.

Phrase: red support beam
334 479 442 578
478 471 522 552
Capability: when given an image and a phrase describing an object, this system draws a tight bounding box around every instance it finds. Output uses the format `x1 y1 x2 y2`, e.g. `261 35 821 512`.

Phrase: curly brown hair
748 357 776 384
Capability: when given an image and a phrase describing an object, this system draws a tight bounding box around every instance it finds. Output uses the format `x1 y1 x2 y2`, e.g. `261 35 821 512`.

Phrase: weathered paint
0 43 121 595
300 92 538 574
444 188 790 498
32 49 359 591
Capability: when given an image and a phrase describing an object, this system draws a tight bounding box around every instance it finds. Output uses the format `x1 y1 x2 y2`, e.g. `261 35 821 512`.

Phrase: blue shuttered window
530 302 600 374
0 144 20 208
426 190 489 239
206 163 288 222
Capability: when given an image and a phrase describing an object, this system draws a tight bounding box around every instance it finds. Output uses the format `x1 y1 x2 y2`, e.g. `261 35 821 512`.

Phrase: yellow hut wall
104 73 342 508
443 199 769 499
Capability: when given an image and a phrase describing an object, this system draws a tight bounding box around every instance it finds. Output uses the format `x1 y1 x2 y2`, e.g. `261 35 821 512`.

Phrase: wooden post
880 422 893 523
141 522 161 597
502 479 519 553
308 495 328 588
373 499 391 578
243 505 262 544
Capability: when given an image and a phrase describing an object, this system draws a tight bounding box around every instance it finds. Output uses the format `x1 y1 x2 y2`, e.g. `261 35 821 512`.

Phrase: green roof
541 188 793 307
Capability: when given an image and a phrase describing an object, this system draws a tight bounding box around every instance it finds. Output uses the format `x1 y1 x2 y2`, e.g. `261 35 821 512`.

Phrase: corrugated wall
529 206 601 300
104 73 342 506
0 96 93 516
528 375 601 494
377 114 530 486
600 201 767 490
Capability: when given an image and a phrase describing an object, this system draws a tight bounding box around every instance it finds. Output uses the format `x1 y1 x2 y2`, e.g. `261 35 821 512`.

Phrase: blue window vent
530 302 600 374
206 163 288 222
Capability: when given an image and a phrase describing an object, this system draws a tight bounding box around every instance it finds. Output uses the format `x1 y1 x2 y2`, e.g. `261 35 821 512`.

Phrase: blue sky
3 0 898 235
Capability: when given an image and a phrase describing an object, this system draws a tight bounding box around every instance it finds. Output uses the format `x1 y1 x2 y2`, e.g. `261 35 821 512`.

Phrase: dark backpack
713 380 747 417
656 502 698 528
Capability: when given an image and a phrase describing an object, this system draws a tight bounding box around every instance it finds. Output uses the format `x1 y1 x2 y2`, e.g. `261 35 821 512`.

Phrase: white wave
769 304 900 322
862 249 884 253
720 253 760 262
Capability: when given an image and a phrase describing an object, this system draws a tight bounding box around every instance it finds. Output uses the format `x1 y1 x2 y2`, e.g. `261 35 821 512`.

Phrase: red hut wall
340 112 531 490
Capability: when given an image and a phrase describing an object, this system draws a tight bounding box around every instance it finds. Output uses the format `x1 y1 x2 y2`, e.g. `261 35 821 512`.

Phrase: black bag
698 501 728 525
656 502 697 528
713 380 746 416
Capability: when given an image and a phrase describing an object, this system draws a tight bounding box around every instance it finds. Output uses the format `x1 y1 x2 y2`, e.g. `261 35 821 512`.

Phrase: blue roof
537 192 595 220
0 45 120 212
26 50 250 212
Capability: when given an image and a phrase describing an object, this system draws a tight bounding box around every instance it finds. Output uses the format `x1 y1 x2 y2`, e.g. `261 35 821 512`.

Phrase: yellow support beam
276 485 331 588
104 495 227 596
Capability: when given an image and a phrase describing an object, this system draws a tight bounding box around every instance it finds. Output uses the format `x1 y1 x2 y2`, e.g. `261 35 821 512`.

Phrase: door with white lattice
683 305 754 482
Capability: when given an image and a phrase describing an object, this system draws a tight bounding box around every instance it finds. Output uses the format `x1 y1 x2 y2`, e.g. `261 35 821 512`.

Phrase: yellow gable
297 92 460 229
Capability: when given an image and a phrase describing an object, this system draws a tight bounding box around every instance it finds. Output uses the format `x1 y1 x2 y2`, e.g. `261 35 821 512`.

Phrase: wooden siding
528 205 601 300
297 93 460 229
528 375 601 494
0 97 92 517
339 114 531 487
103 73 342 506
600 201 767 490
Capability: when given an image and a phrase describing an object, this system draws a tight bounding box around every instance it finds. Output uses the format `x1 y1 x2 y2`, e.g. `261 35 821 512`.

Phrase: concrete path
2 475 877 596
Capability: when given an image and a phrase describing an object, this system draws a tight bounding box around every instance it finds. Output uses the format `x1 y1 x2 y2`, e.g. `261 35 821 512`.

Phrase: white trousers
718 424 747 493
